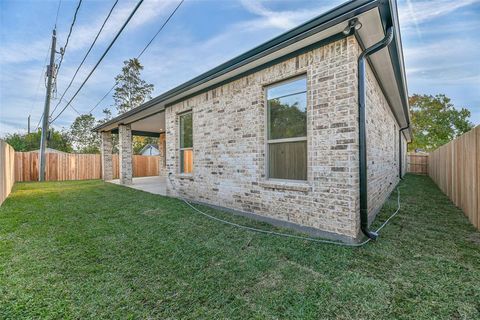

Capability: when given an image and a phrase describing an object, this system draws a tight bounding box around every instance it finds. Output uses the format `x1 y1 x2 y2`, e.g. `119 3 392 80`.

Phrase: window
179 112 193 173
267 76 307 180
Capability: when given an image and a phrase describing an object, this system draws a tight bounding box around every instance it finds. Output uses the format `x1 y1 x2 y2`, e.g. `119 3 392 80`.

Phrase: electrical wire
32 46 51 131
88 0 184 114
54 0 62 29
168 174 403 247
56 0 83 76
49 0 145 125
88 82 117 114
50 0 119 117
138 0 184 59
35 113 44 132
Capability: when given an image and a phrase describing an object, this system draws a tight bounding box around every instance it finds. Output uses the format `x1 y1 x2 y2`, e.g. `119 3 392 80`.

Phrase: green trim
93 0 379 131
165 32 348 107
110 128 161 137
94 0 409 132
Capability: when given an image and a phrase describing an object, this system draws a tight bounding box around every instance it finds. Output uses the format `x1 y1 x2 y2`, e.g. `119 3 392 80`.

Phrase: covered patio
98 110 166 185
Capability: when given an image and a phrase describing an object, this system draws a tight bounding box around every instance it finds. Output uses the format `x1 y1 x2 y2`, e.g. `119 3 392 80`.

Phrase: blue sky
1 0 479 136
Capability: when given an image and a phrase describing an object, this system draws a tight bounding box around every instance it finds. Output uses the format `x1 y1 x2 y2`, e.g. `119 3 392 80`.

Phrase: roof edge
94 0 379 132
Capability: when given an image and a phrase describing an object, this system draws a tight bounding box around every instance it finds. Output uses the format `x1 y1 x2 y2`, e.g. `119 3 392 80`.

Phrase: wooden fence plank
13 152 160 182
428 125 479 230
0 140 15 206
407 153 428 175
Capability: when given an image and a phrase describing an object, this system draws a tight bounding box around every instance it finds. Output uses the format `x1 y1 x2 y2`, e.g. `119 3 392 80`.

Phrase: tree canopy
68 114 100 154
4 129 72 152
64 58 157 154
409 94 474 151
113 58 154 115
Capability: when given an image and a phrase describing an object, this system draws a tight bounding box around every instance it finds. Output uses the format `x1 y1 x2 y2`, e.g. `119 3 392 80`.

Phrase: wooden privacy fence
15 152 161 182
407 152 428 174
112 155 160 179
428 126 480 230
0 140 15 206
15 152 101 181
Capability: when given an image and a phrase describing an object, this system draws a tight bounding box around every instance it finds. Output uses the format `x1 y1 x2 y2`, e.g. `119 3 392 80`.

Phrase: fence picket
14 152 160 182
428 126 479 230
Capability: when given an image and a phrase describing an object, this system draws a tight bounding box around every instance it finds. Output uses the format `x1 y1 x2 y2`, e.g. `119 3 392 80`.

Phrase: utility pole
39 29 56 181
27 115 31 134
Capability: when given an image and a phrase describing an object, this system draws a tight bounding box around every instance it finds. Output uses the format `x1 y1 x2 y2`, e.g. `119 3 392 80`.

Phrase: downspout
398 125 409 179
358 27 394 240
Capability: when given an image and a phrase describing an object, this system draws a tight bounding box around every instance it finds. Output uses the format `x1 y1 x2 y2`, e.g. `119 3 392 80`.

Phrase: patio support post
158 133 166 177
101 131 113 181
119 124 133 185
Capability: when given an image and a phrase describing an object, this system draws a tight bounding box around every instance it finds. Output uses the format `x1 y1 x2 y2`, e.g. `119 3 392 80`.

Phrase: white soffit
357 8 408 130
130 111 165 133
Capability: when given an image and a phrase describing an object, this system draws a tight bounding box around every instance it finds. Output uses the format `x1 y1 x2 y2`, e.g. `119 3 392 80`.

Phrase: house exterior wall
165 36 360 239
101 132 113 181
164 36 402 240
402 134 408 177
365 61 403 218
158 133 166 177
119 124 133 185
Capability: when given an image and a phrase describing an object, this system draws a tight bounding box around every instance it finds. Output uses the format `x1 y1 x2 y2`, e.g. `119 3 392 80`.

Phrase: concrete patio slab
110 176 166 196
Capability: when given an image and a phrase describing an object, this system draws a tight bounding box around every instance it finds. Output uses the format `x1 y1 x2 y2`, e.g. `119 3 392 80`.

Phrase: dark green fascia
110 128 162 137
166 31 351 107
93 0 379 132
377 0 410 127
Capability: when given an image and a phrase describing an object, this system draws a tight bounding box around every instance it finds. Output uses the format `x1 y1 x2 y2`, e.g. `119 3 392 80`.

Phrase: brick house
94 0 411 242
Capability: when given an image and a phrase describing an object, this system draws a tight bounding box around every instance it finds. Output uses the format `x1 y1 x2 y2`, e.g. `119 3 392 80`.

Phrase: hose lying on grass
168 173 402 247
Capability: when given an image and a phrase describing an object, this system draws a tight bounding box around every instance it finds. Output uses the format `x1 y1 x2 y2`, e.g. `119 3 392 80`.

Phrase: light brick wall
364 59 402 217
401 134 408 177
158 133 166 177
101 132 113 181
162 35 403 239
165 36 361 238
119 124 132 185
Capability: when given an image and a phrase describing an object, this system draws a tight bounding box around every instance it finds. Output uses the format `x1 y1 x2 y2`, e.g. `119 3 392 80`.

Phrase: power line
88 0 184 114
59 97 81 116
50 0 145 125
88 82 117 114
35 113 44 132
31 46 51 131
56 0 83 76
54 0 62 28
138 0 184 59
50 0 119 117
35 96 81 132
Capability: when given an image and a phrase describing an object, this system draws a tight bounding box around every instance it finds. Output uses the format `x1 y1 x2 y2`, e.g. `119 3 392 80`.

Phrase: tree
269 99 306 139
113 58 154 115
68 114 100 153
409 94 474 151
132 136 158 155
112 58 157 153
98 108 113 124
4 129 72 152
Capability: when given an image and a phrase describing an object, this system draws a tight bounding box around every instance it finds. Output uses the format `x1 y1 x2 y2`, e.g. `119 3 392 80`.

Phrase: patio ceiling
110 111 165 137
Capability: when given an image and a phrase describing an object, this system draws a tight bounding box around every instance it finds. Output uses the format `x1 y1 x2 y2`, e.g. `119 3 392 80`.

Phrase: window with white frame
179 112 193 173
266 76 307 180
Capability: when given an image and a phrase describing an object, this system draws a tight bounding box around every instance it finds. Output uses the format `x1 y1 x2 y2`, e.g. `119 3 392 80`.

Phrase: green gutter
93 0 379 131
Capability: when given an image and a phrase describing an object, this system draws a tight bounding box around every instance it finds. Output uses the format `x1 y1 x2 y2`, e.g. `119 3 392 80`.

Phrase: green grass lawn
0 175 479 319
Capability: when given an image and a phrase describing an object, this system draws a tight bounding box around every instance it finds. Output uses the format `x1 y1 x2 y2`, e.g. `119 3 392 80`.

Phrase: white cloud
399 0 479 29
239 0 342 31
0 0 177 64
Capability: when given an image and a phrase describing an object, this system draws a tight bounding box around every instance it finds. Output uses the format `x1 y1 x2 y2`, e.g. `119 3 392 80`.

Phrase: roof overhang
94 0 411 140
